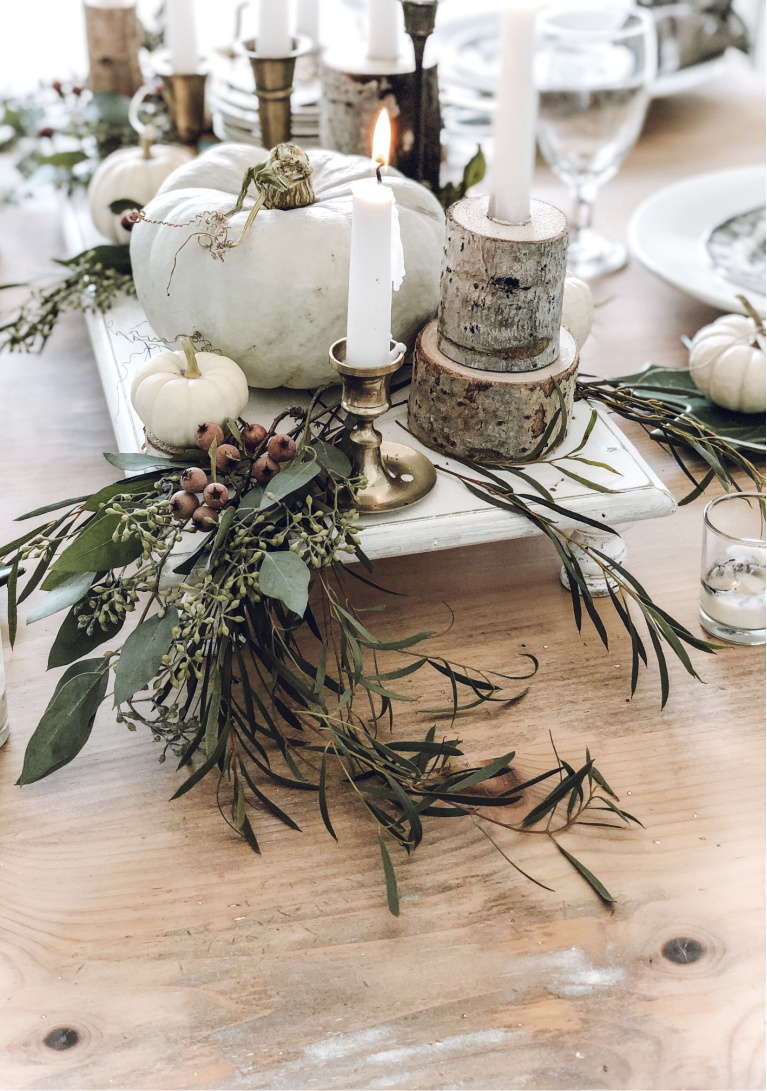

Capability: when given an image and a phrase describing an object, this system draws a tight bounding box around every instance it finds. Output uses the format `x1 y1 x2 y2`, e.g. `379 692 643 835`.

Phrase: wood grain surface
0 55 764 1091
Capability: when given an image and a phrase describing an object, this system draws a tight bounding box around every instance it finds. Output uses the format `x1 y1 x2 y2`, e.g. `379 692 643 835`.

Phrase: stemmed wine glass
535 2 657 279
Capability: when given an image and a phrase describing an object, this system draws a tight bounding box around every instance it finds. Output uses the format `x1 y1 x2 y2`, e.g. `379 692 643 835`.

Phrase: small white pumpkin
88 131 195 244
131 339 250 448
689 312 766 413
562 272 594 350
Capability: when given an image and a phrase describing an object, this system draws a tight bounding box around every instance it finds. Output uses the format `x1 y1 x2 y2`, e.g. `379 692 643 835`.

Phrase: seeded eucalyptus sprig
0 407 640 913
0 245 134 354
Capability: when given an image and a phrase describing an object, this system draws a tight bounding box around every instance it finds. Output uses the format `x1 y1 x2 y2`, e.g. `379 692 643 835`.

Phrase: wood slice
437 195 568 373
318 55 440 190
84 0 143 98
408 319 579 462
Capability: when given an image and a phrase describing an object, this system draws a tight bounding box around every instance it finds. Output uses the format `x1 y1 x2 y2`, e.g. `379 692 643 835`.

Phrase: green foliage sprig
1 405 640 913
1 82 173 198
438 387 764 707
0 245 134 354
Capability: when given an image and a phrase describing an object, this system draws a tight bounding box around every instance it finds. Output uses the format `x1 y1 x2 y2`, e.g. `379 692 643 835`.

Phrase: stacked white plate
207 50 321 147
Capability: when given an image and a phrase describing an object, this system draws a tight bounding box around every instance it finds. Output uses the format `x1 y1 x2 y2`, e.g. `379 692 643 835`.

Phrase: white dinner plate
628 165 766 316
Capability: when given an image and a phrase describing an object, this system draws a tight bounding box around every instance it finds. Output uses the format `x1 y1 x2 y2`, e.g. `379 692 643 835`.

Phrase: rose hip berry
252 456 281 485
169 490 199 521
38 126 55 138
120 210 139 232
192 505 219 530
267 434 296 463
242 422 268 452
195 422 225 451
180 467 208 494
203 482 229 510
215 444 242 471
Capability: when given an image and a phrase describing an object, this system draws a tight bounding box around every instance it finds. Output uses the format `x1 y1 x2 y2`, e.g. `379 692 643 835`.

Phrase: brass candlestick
243 36 311 149
154 54 208 145
329 338 436 513
401 0 439 185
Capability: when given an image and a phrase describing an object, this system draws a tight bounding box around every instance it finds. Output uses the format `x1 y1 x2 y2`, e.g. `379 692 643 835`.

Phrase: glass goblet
535 2 657 278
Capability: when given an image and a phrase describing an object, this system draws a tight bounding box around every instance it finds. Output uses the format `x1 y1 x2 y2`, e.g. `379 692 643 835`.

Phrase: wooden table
0 56 764 1091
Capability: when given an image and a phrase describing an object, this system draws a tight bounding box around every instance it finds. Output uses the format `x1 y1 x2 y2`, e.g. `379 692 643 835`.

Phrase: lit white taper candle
367 0 400 61
346 111 404 368
257 0 292 56
489 2 538 225
165 0 199 73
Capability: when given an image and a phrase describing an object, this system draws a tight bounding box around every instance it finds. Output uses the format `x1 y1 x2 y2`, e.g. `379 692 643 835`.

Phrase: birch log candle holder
83 0 143 98
329 338 436 513
408 194 579 462
319 48 440 191
243 37 311 149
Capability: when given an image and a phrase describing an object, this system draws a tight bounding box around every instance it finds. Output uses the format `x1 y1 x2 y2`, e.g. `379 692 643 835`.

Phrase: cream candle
367 0 400 62
296 0 320 44
257 0 292 56
346 111 403 368
165 0 199 73
489 1 538 225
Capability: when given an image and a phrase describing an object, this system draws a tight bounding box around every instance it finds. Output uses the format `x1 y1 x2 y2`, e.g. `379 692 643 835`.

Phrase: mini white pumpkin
131 339 249 448
689 312 766 413
562 272 594 350
88 130 195 244
130 143 445 389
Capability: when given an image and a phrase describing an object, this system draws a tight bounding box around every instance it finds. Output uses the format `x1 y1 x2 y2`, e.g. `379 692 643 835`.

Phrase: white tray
62 193 676 562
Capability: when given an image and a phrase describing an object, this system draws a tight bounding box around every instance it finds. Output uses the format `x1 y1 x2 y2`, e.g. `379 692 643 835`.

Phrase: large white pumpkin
689 313 766 413
88 140 195 244
130 144 446 389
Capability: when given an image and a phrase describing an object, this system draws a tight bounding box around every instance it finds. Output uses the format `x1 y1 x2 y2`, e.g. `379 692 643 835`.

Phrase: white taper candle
489 2 539 225
165 0 199 73
367 0 400 62
257 0 292 56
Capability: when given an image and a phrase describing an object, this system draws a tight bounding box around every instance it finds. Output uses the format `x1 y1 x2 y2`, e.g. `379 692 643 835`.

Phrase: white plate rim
628 165 766 316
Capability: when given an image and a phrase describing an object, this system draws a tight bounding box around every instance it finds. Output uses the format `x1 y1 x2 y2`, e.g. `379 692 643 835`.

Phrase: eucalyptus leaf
50 514 142 574
17 658 109 784
103 451 174 472
27 570 96 624
113 607 179 706
259 461 321 510
313 441 352 478
48 602 125 669
259 551 311 616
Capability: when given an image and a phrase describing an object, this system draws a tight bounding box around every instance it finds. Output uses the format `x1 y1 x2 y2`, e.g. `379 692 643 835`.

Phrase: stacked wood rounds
408 194 578 461
319 51 440 190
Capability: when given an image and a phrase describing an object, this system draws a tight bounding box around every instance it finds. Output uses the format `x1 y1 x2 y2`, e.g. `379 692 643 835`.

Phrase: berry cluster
169 419 297 530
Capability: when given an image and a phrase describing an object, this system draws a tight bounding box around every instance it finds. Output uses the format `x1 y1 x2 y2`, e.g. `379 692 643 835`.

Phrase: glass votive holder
700 492 766 646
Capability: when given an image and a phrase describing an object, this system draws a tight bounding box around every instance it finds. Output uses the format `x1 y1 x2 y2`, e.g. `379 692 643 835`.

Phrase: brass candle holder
243 36 311 149
329 338 437 513
154 54 208 145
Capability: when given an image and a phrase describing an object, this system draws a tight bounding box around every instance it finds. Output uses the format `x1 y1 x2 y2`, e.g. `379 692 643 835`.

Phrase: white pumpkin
562 272 594 350
130 143 445 389
131 340 249 448
88 134 194 244
689 313 766 413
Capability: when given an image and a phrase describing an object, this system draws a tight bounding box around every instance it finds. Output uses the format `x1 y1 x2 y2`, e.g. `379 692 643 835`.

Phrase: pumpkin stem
736 294 766 343
139 124 156 159
181 337 202 379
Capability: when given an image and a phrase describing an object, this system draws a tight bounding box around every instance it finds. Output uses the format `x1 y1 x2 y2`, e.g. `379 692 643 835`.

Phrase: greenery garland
1 400 651 915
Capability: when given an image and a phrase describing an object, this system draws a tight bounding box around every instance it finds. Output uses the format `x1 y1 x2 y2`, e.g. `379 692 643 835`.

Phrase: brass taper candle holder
243 36 311 149
154 54 208 145
329 338 437 513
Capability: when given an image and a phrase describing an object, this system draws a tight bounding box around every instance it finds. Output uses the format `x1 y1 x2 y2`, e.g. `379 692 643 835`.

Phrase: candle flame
372 109 391 170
